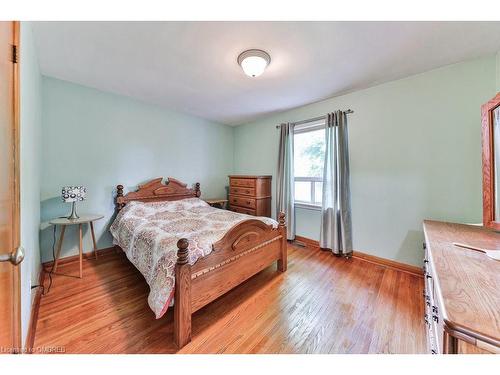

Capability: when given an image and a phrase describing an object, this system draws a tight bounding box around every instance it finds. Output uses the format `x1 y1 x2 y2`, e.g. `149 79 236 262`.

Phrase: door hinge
12 44 18 63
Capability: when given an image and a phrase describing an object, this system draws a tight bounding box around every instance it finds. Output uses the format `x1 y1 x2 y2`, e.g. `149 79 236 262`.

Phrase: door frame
11 20 21 351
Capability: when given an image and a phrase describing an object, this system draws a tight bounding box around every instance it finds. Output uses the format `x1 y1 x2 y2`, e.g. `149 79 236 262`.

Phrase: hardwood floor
33 243 426 354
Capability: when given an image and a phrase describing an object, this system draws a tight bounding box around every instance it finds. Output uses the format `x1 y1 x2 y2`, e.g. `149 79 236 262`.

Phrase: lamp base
67 201 80 220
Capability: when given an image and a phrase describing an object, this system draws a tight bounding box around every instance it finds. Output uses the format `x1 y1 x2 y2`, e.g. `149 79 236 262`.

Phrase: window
294 121 325 207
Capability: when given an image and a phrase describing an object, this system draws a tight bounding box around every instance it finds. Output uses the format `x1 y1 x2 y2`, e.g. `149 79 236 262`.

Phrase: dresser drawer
230 178 255 188
229 186 256 197
229 206 256 216
423 251 444 354
229 195 256 209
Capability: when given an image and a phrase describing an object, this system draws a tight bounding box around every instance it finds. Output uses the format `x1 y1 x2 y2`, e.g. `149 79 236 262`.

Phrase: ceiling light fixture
237 49 271 78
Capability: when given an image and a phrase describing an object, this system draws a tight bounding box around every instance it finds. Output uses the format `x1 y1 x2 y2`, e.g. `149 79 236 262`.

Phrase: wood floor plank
33 243 425 354
300 258 384 354
188 246 327 353
250 249 347 354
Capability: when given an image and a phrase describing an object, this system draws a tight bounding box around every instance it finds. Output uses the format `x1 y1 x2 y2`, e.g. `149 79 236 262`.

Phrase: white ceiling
32 21 500 125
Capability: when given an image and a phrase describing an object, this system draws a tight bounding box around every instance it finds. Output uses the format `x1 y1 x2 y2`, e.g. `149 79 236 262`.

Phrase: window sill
295 202 322 211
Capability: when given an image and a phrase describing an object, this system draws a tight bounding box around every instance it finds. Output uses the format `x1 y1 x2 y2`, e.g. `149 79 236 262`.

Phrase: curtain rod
275 109 354 129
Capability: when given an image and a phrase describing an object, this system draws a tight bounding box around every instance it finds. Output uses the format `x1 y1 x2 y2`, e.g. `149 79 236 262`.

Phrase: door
0 21 22 354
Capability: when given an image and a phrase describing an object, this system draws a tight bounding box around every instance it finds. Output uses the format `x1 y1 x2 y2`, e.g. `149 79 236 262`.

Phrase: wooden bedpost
116 184 125 212
277 212 287 272
174 238 192 349
194 182 201 197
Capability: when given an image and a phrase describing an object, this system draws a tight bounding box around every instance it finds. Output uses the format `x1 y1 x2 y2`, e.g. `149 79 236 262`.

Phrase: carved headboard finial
278 212 286 227
116 184 125 212
195 182 201 197
176 238 190 265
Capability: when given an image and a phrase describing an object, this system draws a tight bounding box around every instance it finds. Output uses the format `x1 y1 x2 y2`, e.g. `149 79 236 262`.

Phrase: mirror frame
481 92 500 230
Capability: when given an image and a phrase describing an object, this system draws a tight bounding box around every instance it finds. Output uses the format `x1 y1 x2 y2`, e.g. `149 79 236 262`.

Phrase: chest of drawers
228 175 271 217
422 220 500 354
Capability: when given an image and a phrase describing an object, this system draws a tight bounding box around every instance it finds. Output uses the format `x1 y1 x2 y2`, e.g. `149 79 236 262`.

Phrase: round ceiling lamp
237 49 271 78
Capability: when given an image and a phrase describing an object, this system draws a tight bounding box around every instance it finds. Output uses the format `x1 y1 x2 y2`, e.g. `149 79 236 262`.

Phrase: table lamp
62 186 86 220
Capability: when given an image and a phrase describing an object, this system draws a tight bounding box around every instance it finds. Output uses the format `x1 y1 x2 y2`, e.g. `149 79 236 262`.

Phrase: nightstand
49 214 104 278
204 199 228 209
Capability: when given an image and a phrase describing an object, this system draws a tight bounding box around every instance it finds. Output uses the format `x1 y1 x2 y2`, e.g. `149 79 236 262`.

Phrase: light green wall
20 22 42 347
37 53 500 267
234 57 497 266
40 77 234 261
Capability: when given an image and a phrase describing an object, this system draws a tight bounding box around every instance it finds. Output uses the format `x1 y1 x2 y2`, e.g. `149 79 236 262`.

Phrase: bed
111 177 287 348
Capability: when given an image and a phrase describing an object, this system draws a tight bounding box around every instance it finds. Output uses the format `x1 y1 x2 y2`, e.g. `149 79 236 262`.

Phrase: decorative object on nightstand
49 214 104 279
62 186 86 219
228 175 272 217
204 198 228 209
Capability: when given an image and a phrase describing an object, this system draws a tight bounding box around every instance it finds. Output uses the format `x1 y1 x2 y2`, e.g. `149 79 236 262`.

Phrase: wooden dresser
422 220 500 354
228 175 271 217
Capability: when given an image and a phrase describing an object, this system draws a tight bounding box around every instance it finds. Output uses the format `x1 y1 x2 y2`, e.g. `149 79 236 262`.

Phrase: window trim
294 176 323 207
293 119 325 134
294 201 322 211
293 119 326 207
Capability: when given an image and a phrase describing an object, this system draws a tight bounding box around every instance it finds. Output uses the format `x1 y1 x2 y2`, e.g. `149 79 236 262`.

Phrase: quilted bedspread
109 198 277 318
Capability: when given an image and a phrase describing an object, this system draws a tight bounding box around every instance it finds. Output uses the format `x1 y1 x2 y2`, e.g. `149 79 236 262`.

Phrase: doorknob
0 246 25 265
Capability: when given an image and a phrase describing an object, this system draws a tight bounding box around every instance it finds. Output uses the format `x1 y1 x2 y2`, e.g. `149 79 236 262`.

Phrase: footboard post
174 238 192 348
277 212 288 272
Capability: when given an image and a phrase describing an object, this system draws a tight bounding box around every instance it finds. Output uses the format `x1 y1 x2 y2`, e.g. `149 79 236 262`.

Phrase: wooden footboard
174 212 287 348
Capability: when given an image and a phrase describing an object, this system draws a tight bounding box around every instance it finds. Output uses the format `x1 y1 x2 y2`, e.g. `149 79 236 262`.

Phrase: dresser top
229 175 272 179
423 220 500 347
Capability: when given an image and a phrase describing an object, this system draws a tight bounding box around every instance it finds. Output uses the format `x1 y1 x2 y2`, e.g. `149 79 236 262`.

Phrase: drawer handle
432 315 439 323
432 305 438 314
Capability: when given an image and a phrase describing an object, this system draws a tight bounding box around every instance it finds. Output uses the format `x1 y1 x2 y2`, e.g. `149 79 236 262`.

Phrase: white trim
294 177 323 205
294 121 325 205
295 202 322 211
293 119 326 134
295 176 322 182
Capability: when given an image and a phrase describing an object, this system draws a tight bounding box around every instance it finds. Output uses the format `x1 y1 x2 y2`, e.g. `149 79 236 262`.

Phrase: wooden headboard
116 177 201 212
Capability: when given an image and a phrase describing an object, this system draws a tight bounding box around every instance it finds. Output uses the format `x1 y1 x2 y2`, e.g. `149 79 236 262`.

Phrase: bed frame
115 177 287 348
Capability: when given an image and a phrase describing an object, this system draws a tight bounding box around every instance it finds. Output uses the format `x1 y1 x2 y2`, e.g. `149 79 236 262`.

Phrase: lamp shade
62 186 86 202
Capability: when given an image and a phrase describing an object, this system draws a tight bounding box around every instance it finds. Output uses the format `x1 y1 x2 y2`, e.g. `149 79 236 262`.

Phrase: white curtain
319 111 353 256
276 123 295 240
